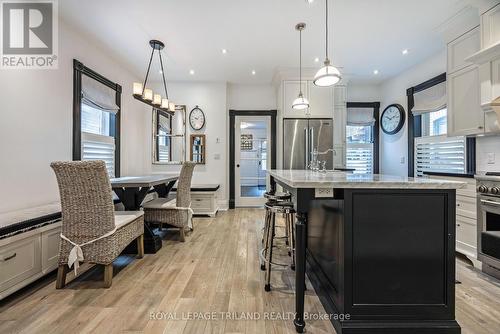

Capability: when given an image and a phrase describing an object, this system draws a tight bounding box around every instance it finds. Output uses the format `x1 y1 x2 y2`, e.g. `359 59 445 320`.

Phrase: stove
475 173 500 279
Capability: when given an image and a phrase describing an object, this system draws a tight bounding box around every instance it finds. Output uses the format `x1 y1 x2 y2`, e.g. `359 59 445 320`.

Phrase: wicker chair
143 161 196 242
50 161 144 289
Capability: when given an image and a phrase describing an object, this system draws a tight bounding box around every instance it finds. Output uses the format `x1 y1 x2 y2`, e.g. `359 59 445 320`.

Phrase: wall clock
189 105 205 130
381 104 405 135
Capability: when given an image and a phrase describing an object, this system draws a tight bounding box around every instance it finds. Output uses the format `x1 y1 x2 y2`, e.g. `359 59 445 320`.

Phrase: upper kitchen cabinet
282 80 309 118
307 81 334 118
448 65 484 136
481 3 500 49
447 26 484 136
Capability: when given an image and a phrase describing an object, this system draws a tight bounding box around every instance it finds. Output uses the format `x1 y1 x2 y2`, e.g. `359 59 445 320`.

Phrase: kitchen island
267 170 466 334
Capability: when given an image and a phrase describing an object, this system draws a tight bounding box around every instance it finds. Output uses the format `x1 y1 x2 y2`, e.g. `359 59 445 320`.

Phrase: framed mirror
152 105 186 164
190 134 206 164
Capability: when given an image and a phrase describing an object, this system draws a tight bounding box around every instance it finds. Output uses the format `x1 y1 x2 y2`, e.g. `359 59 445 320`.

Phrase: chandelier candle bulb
133 82 143 95
161 98 169 109
153 94 162 105
169 102 176 111
143 89 153 101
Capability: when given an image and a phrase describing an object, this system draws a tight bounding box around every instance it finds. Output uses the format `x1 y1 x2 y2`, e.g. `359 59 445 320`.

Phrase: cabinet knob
457 224 461 227
478 126 484 129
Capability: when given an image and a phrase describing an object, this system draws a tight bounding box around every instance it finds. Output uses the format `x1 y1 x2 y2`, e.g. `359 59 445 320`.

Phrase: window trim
407 73 476 177
346 102 380 174
73 59 122 177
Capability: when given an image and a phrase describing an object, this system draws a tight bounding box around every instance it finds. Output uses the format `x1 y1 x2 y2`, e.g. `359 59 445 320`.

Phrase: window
346 125 374 174
73 60 121 177
156 112 171 163
411 79 467 177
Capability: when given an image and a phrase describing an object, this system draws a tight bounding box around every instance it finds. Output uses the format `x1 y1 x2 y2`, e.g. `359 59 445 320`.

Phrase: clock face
189 107 205 130
381 104 405 135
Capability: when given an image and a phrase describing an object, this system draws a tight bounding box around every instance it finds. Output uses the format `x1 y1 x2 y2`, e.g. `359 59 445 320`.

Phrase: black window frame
346 102 380 174
72 59 122 177
407 73 475 177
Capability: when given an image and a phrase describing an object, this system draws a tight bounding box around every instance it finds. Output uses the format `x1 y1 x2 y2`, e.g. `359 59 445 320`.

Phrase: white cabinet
481 3 500 49
447 65 484 136
447 27 480 73
429 176 479 268
308 82 334 118
332 85 347 168
282 80 309 118
0 222 61 300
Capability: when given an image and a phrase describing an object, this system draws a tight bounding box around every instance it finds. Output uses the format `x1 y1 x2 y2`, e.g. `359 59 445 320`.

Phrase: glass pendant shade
292 93 310 110
313 60 341 87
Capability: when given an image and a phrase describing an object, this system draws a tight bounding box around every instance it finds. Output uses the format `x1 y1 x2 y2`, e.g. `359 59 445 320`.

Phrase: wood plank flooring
0 208 499 334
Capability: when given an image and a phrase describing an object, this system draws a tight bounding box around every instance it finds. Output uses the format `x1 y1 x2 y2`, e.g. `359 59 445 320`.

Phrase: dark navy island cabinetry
268 170 465 334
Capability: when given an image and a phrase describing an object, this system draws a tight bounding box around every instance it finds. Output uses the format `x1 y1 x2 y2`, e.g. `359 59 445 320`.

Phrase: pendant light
133 40 175 115
313 0 341 87
292 23 310 111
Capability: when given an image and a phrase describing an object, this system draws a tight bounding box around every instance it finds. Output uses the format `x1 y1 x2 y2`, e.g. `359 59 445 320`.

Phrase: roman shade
347 108 375 126
412 81 446 115
81 75 119 114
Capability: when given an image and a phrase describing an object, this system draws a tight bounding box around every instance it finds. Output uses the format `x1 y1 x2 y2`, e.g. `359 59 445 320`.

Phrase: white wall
379 51 447 176
476 136 500 172
347 84 381 102
227 84 277 110
0 20 148 214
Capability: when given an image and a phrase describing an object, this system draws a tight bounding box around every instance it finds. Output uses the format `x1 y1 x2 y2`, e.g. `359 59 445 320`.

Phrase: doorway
229 110 276 209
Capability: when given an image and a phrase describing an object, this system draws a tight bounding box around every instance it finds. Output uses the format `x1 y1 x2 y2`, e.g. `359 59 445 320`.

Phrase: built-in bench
0 203 62 300
172 184 220 217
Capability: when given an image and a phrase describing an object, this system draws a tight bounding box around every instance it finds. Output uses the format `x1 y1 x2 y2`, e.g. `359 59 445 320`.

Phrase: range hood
466 41 500 124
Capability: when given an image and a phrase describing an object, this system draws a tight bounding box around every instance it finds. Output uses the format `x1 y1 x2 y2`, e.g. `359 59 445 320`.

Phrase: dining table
110 173 179 253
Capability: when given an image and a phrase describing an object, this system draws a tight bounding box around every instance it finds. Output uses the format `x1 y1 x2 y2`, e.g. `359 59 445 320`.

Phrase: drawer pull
1 253 17 261
457 203 461 207
457 224 461 227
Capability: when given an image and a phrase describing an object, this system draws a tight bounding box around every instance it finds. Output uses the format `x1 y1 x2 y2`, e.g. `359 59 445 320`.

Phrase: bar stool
261 200 296 292
261 191 292 248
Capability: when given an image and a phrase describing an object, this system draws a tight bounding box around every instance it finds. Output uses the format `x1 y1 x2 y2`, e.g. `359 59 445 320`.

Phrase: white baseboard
218 200 229 211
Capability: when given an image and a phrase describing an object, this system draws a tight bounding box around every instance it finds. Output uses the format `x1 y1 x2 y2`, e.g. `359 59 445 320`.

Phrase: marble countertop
268 170 467 189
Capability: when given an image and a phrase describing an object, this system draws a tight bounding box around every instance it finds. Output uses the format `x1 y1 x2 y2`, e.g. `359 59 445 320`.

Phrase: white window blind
414 135 466 177
346 143 373 174
82 132 115 178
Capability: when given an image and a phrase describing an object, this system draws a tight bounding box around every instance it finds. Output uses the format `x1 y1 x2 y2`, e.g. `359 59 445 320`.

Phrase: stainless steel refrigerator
283 118 334 170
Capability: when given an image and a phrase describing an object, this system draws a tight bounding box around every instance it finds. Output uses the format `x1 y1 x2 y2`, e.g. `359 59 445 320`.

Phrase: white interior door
235 116 271 207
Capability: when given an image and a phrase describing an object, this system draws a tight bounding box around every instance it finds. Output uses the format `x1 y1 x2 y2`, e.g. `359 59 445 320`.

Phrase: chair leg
261 211 271 271
179 228 186 242
137 234 144 259
56 265 67 289
265 214 275 292
103 264 113 288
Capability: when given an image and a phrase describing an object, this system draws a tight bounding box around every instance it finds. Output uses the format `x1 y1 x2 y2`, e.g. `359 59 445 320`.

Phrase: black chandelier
133 40 175 115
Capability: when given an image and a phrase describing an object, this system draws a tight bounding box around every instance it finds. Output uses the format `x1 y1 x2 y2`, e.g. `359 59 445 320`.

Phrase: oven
476 174 500 279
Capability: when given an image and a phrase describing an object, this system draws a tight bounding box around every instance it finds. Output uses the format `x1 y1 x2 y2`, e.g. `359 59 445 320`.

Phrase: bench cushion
0 203 61 239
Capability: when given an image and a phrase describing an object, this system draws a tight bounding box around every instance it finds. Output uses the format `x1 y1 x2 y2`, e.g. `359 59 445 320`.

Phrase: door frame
229 110 277 209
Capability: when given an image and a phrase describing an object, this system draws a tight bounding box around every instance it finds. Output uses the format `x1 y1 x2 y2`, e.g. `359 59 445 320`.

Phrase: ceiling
60 0 482 84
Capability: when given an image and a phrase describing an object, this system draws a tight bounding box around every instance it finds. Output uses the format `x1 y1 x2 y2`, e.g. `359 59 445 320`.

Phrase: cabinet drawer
0 235 41 293
191 196 212 210
456 195 477 219
456 216 477 248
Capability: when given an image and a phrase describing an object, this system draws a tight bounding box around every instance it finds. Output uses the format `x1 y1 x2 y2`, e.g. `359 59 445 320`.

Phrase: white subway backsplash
476 136 500 172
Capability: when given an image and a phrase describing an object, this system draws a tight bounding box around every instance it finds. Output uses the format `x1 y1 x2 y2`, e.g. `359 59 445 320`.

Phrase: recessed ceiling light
402 49 409 55
373 69 379 75
189 69 195 75
251 70 256 75
314 57 319 62
222 49 227 54
305 0 314 3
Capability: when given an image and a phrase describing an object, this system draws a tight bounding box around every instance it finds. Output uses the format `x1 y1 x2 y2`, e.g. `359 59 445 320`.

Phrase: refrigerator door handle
304 127 309 168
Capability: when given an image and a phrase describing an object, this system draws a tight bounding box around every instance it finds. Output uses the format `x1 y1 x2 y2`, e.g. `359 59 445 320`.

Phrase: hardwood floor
0 208 499 334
